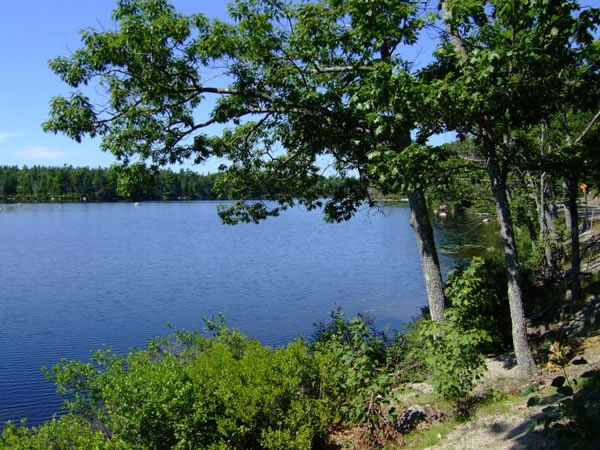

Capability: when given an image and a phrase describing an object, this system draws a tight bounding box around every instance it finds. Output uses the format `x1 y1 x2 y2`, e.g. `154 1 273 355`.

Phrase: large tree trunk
440 0 535 374
532 171 558 272
539 125 560 273
539 172 554 270
543 179 562 273
563 176 581 302
486 144 537 376
393 129 446 322
543 175 562 271
408 189 446 322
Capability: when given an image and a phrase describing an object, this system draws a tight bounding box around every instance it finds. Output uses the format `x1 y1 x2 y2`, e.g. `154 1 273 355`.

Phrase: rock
396 406 428 433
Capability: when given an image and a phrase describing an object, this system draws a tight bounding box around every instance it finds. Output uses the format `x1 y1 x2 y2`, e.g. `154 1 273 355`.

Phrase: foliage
311 309 419 445
41 0 442 224
444 255 512 352
4 312 433 448
411 319 490 413
0 165 348 202
427 139 493 213
0 415 122 450
40 322 332 449
528 359 600 449
429 0 600 374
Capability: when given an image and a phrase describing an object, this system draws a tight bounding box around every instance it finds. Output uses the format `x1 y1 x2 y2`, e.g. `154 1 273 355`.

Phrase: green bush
312 308 425 379
444 255 512 352
0 415 123 449
311 310 424 445
411 319 490 413
35 323 332 449
2 312 428 448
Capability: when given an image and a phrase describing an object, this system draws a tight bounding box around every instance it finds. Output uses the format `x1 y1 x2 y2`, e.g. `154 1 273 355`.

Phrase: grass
402 392 531 449
402 418 462 449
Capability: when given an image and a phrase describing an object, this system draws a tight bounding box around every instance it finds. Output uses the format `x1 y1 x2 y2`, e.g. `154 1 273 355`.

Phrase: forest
2 0 600 448
0 165 348 202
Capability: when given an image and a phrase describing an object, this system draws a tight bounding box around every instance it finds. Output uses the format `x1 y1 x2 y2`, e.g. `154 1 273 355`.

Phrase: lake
0 201 496 427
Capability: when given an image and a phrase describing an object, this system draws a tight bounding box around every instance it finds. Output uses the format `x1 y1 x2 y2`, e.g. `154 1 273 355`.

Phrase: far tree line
0 165 349 202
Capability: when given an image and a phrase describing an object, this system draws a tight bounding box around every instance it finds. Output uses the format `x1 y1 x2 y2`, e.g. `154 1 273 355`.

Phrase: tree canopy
44 0 600 374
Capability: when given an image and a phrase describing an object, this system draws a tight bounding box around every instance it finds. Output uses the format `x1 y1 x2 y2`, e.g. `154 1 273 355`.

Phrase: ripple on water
0 202 487 427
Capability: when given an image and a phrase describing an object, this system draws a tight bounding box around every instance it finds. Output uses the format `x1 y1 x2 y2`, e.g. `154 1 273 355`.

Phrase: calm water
0 201 495 427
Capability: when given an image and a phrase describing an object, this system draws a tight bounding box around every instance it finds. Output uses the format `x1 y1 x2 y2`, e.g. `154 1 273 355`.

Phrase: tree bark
539 125 560 273
440 0 535 374
408 189 446 322
563 176 581 302
546 194 560 250
486 144 537 376
440 1 468 61
543 179 561 272
392 129 446 322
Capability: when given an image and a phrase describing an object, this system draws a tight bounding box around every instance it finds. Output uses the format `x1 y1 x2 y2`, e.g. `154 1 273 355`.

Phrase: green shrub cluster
0 415 120 450
2 313 423 449
40 324 332 449
0 307 500 448
410 320 490 414
444 255 512 352
311 310 424 444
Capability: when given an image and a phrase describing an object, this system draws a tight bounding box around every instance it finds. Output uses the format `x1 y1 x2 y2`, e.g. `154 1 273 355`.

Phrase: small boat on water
134 202 141 206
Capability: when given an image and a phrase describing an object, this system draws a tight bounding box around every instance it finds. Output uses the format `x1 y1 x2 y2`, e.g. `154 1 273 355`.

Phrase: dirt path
419 222 600 450
421 330 600 449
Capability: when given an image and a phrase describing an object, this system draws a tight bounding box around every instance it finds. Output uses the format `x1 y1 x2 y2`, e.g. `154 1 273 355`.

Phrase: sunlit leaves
43 94 99 143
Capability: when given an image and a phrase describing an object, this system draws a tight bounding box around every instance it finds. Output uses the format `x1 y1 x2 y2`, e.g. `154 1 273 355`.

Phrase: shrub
41 323 331 449
444 255 512 352
0 415 122 449
311 309 416 445
5 312 427 449
411 319 490 414
312 311 390 420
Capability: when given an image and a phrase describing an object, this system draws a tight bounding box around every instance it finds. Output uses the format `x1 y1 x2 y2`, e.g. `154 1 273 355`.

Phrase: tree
433 0 600 375
44 0 449 321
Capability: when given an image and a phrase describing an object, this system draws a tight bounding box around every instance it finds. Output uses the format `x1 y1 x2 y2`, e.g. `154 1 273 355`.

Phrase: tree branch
575 108 600 144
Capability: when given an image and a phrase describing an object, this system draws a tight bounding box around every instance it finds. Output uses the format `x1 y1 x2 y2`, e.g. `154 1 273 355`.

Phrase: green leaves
114 163 157 200
367 143 453 194
43 94 98 143
444 255 512 352
44 0 442 223
40 323 332 449
411 318 490 412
